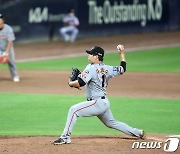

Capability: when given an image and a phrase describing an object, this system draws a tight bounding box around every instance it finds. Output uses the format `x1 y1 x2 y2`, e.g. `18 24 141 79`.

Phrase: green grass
0 46 179 137
125 47 180 72
0 46 179 72
0 93 179 136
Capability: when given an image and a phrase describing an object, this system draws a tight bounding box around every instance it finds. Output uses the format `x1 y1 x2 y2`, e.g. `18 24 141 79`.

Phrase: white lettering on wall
29 7 48 23
88 0 163 27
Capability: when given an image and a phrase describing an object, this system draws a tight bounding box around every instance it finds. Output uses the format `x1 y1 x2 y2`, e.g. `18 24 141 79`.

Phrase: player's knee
69 105 77 113
105 123 113 128
74 29 79 34
60 28 65 34
104 119 116 128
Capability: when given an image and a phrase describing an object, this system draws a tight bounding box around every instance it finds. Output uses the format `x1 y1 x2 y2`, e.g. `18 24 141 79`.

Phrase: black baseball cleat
53 138 71 145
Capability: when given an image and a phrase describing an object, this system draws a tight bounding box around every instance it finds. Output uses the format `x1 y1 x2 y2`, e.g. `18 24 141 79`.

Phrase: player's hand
117 44 125 54
2 52 9 57
68 79 73 87
68 79 81 90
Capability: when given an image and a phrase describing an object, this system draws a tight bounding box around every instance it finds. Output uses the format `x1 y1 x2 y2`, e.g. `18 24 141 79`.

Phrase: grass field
0 46 180 136
0 46 180 72
0 93 179 136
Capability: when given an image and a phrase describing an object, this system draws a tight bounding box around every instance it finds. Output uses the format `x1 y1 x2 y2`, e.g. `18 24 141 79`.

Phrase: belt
87 96 105 101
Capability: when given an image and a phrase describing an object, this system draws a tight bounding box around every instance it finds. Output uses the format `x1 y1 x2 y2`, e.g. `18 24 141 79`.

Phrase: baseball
117 44 124 51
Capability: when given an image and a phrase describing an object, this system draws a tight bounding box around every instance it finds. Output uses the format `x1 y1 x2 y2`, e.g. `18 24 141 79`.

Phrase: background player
60 9 80 43
0 14 20 82
53 44 145 145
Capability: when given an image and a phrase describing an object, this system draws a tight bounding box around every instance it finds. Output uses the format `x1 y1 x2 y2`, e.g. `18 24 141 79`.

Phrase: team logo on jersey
100 67 105 72
85 70 89 74
96 68 109 74
82 70 89 75
81 70 89 80
113 66 119 72
79 74 86 80
0 34 7 39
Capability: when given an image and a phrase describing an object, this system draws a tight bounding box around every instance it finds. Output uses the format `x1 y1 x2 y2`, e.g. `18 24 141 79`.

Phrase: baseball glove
69 68 81 81
0 55 9 64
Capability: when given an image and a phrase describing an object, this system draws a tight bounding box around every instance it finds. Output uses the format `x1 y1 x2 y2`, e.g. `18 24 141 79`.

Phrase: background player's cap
69 9 75 13
86 46 104 58
68 9 75 17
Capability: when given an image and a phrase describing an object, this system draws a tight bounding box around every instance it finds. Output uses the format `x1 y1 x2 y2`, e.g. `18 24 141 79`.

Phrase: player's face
69 13 75 17
0 19 4 30
88 54 99 64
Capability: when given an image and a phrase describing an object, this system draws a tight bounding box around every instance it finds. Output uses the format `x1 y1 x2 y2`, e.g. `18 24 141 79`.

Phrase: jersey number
102 74 105 88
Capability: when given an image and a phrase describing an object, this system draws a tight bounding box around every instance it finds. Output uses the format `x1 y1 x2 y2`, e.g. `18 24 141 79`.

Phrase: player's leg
97 106 142 137
60 27 70 42
70 28 79 42
7 50 19 82
54 99 109 144
63 99 108 136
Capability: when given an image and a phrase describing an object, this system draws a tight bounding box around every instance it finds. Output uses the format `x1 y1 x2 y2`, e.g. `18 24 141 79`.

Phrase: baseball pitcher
0 14 20 82
53 45 145 145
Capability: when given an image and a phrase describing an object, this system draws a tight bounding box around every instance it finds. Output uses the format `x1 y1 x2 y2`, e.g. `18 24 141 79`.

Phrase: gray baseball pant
0 49 19 78
61 97 142 138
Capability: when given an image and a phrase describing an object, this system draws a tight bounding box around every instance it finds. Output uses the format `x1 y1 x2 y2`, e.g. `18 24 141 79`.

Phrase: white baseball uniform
0 24 19 79
60 62 142 142
60 14 79 42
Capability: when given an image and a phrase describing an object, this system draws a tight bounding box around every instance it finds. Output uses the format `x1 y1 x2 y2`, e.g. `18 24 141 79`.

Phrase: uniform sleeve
78 64 92 84
109 65 125 77
63 16 69 23
74 17 79 26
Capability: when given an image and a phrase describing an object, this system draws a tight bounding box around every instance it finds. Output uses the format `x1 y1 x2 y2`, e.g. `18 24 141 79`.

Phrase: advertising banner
0 0 179 42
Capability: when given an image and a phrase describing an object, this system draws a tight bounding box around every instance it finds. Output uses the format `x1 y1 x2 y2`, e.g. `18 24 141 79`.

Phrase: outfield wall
0 0 180 42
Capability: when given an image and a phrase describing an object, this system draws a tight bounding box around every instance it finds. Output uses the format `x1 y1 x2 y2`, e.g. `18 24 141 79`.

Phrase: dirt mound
1 134 176 154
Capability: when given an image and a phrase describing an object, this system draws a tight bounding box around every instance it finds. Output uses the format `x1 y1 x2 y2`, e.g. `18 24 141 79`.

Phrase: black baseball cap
86 46 104 58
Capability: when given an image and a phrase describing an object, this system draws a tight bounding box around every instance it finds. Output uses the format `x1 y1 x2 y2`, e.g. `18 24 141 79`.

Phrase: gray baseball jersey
0 24 15 52
79 63 124 99
60 63 142 142
0 24 19 78
63 15 79 26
